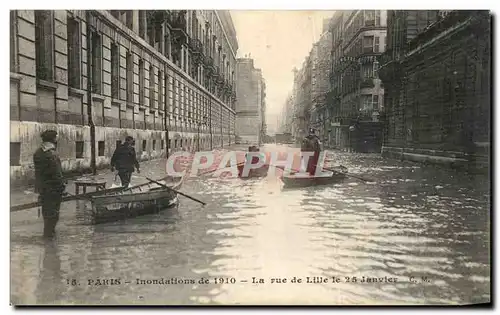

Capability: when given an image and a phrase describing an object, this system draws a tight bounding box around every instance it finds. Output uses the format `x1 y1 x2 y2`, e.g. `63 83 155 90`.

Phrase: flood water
10 144 491 305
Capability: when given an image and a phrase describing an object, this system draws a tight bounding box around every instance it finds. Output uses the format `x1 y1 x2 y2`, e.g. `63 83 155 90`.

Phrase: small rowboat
280 166 348 188
83 175 184 224
237 163 270 179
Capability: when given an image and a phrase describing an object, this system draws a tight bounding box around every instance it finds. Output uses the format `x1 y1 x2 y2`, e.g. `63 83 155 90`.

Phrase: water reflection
10 145 490 305
36 241 63 304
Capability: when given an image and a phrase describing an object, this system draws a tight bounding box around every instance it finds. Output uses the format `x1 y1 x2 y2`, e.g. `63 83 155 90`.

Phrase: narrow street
10 145 490 305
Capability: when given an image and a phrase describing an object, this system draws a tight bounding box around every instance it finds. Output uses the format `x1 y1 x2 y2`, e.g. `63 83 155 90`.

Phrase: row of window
9 138 212 166
344 10 383 44
14 10 235 119
108 10 235 99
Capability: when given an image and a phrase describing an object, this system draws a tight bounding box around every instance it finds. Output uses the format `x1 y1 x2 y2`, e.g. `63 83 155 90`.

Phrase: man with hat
300 128 322 176
111 136 140 187
33 130 66 239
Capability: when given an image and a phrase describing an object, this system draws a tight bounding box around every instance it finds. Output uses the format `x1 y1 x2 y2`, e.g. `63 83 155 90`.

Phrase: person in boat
33 130 66 239
300 128 322 176
238 145 268 177
111 136 140 188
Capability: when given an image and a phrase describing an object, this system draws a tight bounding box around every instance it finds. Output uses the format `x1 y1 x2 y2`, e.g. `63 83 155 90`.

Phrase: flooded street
10 144 490 305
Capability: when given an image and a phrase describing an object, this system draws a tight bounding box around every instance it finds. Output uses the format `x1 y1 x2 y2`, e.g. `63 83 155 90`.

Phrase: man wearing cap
111 136 140 187
33 130 66 239
300 128 322 176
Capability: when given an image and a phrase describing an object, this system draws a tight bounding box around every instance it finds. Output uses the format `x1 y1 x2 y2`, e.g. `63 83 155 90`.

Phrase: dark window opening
149 65 155 107
142 140 147 151
111 43 119 98
152 139 156 151
91 32 102 93
76 141 84 158
161 140 165 149
139 59 145 105
35 10 54 81
98 141 105 156
10 142 21 166
126 51 133 102
174 139 178 148
67 16 81 88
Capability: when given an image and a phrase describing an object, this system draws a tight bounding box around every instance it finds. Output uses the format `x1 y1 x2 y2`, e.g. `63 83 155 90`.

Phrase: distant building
310 26 333 144
235 58 266 144
329 10 388 153
291 57 312 143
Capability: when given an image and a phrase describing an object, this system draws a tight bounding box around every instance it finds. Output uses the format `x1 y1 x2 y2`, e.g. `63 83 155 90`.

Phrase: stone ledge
10 72 22 82
91 93 106 102
37 79 58 90
382 145 489 171
68 87 86 96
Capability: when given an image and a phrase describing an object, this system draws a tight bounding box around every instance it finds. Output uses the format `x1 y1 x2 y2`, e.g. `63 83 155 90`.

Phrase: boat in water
280 166 348 188
83 175 184 224
237 163 270 179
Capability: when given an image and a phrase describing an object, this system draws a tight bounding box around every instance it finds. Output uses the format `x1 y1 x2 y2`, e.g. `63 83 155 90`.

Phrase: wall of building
235 58 265 144
9 10 238 185
379 11 490 169
326 10 387 152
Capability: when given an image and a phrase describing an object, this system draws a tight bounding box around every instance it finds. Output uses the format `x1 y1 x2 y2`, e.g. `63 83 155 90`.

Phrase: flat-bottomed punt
280 166 348 188
83 176 183 224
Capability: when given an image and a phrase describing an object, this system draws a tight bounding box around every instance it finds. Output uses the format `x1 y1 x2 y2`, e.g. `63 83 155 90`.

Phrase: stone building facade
378 10 491 169
278 94 294 134
310 23 333 144
10 10 238 184
329 10 387 153
291 57 312 143
235 58 266 144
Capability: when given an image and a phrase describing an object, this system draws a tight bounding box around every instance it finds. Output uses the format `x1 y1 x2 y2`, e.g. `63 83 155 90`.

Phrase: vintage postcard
9 9 491 306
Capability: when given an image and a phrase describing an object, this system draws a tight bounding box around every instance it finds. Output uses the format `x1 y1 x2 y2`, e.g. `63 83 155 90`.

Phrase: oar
144 177 206 206
315 164 374 183
198 161 246 176
10 187 122 212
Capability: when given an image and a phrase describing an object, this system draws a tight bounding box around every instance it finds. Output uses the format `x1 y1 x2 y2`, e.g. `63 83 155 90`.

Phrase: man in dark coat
33 130 65 239
301 128 322 176
111 136 140 187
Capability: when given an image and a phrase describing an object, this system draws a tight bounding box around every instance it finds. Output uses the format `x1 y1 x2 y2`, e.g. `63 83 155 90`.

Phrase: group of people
32 128 321 238
33 131 141 239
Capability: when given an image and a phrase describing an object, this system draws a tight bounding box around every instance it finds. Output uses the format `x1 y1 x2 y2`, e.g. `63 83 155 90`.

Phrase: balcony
360 78 375 89
147 10 168 24
190 38 203 55
377 50 403 83
204 55 214 73
170 10 188 45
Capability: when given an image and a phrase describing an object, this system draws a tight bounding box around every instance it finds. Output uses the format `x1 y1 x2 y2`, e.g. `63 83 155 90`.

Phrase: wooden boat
280 166 348 188
84 175 184 224
237 163 270 178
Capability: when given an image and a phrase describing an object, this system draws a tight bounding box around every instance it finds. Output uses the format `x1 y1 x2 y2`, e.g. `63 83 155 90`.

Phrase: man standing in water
111 136 140 187
300 128 322 176
33 130 65 239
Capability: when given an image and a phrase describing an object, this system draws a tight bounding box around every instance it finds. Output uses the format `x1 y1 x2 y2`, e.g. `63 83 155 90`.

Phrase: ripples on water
10 147 490 305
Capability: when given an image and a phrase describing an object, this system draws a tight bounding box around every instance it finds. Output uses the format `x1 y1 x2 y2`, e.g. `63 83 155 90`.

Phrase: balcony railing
190 38 203 55
147 10 168 24
170 10 188 42
360 78 375 89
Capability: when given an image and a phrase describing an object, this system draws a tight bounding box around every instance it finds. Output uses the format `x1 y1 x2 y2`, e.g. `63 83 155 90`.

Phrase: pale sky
230 10 335 129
